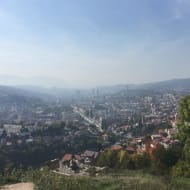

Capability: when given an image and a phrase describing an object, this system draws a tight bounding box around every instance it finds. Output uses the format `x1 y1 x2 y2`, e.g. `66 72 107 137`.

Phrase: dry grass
1 183 34 190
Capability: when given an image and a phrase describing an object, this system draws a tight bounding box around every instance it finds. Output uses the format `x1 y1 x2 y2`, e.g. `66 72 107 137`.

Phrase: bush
172 161 190 177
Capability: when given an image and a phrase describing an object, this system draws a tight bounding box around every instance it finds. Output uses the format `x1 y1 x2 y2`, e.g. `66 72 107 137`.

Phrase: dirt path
1 183 34 190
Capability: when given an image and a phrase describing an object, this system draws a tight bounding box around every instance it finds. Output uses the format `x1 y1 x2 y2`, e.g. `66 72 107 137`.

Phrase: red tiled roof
111 145 123 151
74 155 81 161
63 154 73 161
126 147 136 152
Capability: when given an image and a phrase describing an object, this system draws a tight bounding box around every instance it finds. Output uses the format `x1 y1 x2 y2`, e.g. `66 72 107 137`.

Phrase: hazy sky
0 0 190 88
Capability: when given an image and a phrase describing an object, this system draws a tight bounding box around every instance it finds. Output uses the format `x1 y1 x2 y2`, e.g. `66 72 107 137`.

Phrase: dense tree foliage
96 145 182 175
172 96 190 177
97 150 151 170
177 95 190 142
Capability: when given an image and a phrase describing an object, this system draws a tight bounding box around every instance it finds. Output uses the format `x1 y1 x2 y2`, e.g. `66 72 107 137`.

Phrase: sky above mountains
0 0 190 88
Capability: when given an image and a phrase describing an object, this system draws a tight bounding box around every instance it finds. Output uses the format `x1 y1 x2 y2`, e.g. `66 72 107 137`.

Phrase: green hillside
1 168 190 190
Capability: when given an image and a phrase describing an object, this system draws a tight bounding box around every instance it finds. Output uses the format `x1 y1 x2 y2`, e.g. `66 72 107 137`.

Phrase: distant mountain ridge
0 78 190 102
0 85 52 106
98 78 190 94
138 78 190 90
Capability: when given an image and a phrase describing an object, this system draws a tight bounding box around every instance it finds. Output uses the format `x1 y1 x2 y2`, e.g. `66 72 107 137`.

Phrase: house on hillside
167 128 178 138
59 154 80 174
81 150 99 164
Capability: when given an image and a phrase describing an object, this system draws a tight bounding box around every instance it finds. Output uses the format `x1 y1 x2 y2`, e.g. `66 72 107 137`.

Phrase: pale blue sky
0 0 190 88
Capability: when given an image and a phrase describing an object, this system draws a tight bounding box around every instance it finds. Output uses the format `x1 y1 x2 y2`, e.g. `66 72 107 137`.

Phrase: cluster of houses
59 126 179 175
59 150 99 175
125 127 179 155
0 124 35 147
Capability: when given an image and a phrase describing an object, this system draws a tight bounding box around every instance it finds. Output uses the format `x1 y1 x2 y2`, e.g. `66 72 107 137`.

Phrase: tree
172 96 190 177
178 96 190 142
130 153 150 169
183 138 190 162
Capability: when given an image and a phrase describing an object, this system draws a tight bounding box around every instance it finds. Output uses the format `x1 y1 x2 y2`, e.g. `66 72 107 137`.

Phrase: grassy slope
1 169 190 190
25 169 190 190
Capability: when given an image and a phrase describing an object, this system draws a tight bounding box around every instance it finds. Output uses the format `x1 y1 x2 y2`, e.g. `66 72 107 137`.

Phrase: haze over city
0 0 190 88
